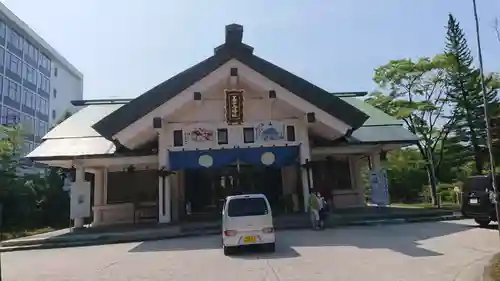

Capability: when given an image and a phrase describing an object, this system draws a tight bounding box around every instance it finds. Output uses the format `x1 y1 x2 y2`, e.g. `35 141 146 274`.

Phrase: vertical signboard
225 89 244 125
371 169 389 206
70 181 91 219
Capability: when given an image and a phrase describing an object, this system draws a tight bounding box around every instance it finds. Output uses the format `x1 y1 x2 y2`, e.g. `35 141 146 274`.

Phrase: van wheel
265 243 275 253
475 218 491 227
223 246 234 256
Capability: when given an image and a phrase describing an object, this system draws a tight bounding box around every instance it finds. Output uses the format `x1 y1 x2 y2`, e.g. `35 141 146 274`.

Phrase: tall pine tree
444 14 498 175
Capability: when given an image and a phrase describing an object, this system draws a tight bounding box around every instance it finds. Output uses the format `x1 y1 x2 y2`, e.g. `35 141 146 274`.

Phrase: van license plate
243 236 257 243
469 198 479 204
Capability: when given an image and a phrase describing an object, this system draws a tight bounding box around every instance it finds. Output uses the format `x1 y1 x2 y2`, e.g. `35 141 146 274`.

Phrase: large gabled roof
26 93 418 161
92 24 369 140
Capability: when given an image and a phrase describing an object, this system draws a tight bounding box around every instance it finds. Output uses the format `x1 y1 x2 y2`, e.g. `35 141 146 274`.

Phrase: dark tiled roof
92 24 369 139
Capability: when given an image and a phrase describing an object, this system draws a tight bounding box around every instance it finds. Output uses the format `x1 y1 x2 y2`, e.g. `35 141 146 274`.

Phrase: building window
286 125 296 141
0 48 4 67
23 39 38 63
53 88 57 98
0 21 5 39
217 128 228 145
40 74 50 93
33 117 39 136
173 130 183 147
22 141 33 156
23 63 36 84
36 95 49 115
0 106 5 124
6 51 22 77
52 109 56 120
2 78 7 98
106 171 158 204
35 95 40 112
22 89 34 109
311 158 353 190
3 107 20 125
4 78 21 103
8 28 22 50
243 127 255 143
38 97 48 115
54 67 57 76
38 120 47 137
39 53 50 71
30 91 36 109
22 113 33 134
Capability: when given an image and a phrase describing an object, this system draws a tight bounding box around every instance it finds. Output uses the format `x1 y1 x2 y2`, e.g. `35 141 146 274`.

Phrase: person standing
318 193 329 229
309 192 322 230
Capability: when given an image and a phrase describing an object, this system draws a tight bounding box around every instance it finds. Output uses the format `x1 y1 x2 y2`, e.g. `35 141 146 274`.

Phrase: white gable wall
160 78 306 151
114 59 350 150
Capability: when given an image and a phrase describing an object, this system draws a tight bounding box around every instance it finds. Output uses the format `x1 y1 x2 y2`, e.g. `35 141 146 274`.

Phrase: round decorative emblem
261 152 275 166
198 154 213 168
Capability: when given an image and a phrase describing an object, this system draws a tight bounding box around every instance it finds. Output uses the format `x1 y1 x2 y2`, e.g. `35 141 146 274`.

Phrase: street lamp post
472 0 500 235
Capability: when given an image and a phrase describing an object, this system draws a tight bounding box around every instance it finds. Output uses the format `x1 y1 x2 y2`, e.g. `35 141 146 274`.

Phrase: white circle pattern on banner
261 152 275 166
198 154 213 168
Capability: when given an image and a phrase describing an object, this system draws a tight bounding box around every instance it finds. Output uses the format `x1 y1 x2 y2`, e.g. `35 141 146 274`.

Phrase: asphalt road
3 219 500 281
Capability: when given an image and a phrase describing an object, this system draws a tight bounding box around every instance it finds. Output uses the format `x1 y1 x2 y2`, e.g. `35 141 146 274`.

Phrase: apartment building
0 3 83 155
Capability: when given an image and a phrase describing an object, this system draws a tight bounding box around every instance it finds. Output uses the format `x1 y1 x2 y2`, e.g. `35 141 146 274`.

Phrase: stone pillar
298 123 313 212
370 152 381 171
73 166 85 228
170 172 179 222
177 171 186 218
92 169 105 226
158 130 171 224
281 166 298 212
350 156 366 206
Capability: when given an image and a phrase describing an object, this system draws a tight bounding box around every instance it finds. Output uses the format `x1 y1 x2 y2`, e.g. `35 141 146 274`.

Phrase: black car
461 175 500 227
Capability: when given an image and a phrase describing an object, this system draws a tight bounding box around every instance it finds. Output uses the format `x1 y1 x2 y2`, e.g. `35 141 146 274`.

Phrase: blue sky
2 0 500 100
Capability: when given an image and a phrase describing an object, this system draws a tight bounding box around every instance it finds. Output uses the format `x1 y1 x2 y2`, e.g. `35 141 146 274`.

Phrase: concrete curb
336 214 463 227
0 214 464 253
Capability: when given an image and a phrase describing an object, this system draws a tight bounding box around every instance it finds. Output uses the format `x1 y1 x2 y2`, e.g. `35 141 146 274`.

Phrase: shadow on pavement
279 220 472 257
129 234 301 259
129 220 473 258
129 234 222 252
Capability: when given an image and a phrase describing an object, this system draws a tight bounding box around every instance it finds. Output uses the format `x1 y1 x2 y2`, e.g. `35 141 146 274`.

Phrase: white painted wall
160 81 306 152
50 60 83 125
115 59 346 149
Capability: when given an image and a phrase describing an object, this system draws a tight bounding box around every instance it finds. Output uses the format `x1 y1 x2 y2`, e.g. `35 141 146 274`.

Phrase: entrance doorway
184 165 283 217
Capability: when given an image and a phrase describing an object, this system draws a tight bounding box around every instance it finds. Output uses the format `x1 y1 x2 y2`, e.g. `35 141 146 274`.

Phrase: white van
221 194 275 255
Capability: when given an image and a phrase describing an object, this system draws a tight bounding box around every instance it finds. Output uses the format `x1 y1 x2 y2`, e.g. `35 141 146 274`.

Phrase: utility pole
472 0 500 235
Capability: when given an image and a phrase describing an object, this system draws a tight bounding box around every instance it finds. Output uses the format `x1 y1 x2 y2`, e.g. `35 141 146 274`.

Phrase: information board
70 181 91 219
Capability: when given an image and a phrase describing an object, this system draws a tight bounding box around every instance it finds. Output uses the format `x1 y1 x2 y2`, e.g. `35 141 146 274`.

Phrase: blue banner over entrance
168 146 299 170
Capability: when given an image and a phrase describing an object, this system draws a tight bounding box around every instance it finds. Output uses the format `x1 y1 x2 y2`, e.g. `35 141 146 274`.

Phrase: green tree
444 14 500 174
41 110 73 227
367 56 455 206
0 125 40 229
52 110 72 128
361 148 429 203
0 110 74 232
385 148 429 203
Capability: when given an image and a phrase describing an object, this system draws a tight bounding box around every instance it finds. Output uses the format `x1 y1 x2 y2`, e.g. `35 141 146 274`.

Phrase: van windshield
227 197 268 217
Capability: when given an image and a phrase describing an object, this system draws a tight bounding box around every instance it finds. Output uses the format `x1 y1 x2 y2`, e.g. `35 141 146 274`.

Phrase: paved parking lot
3 220 500 281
